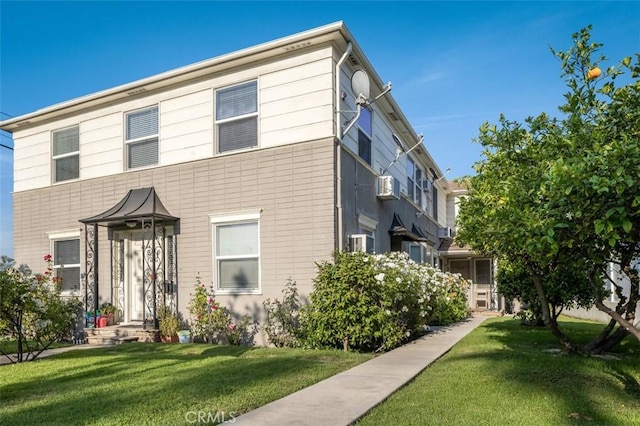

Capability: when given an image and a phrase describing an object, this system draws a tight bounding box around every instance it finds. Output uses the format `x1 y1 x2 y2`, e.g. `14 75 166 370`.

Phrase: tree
456 26 639 354
0 255 82 363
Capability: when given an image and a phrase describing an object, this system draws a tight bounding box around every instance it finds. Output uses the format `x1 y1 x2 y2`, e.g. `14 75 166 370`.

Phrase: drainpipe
335 42 352 252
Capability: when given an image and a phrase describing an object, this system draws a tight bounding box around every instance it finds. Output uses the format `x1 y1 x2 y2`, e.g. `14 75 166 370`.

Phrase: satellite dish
351 69 370 102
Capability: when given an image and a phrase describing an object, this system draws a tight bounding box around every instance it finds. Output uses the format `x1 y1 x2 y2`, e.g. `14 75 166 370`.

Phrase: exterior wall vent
127 88 148 96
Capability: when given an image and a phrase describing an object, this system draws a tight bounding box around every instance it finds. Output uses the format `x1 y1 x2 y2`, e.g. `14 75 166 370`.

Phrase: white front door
126 234 145 322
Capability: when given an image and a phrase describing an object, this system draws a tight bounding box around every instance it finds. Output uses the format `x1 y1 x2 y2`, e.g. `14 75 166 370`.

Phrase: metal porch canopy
79 187 179 330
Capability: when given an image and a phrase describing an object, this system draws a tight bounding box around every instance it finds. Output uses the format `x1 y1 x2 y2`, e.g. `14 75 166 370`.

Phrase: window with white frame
126 105 159 169
49 232 81 293
52 126 79 183
357 107 372 165
212 214 260 292
406 158 424 206
216 81 258 153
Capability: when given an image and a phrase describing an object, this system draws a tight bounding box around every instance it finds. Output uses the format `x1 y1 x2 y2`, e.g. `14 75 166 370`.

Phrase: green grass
0 339 72 355
0 343 371 425
359 317 640 426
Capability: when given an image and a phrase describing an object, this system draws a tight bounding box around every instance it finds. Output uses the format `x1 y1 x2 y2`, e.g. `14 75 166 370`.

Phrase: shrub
0 255 82 363
263 278 301 347
188 277 229 343
300 251 470 353
187 277 257 345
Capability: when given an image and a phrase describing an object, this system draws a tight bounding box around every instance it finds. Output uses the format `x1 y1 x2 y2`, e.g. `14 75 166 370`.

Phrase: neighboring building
1 22 484 343
441 181 500 311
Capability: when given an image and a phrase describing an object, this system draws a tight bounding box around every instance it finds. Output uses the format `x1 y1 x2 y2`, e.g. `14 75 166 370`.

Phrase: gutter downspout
335 42 352 251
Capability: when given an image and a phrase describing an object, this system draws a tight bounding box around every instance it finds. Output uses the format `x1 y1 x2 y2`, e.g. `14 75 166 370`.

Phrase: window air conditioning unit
377 175 400 200
349 234 375 254
438 227 453 239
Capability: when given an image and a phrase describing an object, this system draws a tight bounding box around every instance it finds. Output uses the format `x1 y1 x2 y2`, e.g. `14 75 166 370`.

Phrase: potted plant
159 313 180 343
100 303 117 325
177 330 191 344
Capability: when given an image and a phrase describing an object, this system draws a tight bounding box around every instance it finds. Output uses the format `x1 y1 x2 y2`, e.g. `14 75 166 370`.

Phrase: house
441 181 502 311
0 22 496 343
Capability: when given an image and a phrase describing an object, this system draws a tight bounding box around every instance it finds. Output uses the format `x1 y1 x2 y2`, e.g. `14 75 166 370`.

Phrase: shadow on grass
0 343 356 425
449 318 640 425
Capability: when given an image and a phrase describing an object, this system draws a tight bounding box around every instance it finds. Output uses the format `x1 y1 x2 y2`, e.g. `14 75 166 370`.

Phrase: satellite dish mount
340 69 392 138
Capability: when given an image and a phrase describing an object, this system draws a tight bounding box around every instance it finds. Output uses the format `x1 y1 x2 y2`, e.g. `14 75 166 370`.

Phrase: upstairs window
52 126 79 183
126 105 159 169
216 81 258 153
357 107 372 165
407 159 415 200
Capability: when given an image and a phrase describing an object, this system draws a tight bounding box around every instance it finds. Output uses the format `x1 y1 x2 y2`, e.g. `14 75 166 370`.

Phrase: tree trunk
531 274 577 352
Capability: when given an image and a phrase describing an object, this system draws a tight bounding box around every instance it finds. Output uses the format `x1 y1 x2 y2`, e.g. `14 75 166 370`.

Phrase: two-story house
1 22 469 342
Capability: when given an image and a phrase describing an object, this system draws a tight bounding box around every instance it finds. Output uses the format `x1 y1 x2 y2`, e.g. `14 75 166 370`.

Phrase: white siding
13 131 50 192
160 89 213 165
12 46 335 193
260 58 334 148
81 113 122 179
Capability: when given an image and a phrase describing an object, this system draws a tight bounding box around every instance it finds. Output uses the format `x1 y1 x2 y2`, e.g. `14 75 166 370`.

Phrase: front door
126 233 145 322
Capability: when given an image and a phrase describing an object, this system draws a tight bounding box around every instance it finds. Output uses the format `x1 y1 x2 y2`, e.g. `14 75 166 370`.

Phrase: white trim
357 214 378 232
48 230 81 296
209 211 261 223
47 229 81 240
210 211 262 295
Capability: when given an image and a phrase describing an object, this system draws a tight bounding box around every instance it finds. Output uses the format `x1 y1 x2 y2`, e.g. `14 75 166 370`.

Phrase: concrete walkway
234 315 488 426
0 344 110 365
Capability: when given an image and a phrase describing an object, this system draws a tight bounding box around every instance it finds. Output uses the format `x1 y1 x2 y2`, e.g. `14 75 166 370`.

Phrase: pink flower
228 324 237 330
209 297 214 304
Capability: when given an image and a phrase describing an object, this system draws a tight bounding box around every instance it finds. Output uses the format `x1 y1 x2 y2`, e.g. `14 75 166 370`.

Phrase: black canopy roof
80 187 178 225
388 213 426 242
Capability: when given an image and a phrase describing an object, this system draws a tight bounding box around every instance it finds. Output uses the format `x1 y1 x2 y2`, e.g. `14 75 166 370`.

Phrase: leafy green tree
457 26 639 354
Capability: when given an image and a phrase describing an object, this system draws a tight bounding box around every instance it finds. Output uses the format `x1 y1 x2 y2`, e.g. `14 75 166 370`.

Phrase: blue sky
1 1 638 257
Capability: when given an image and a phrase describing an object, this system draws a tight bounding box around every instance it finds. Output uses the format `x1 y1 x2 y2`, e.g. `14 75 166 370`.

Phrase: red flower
44 270 50 276
44 254 52 262
35 275 43 282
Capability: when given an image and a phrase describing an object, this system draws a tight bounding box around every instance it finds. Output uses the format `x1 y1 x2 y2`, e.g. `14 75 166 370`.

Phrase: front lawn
0 343 371 425
359 317 640 425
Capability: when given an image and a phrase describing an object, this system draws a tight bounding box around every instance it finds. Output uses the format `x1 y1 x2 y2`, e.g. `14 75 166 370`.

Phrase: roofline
0 21 347 132
0 20 446 180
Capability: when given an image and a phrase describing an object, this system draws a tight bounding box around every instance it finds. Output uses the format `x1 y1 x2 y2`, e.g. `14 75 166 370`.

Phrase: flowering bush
263 278 301 347
188 277 256 345
0 255 82 363
301 251 469 353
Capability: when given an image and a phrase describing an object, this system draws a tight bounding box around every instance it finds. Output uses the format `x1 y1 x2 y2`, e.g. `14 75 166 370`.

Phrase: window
409 244 424 263
50 233 81 293
406 158 425 206
407 159 415 200
357 107 372 165
212 214 260 292
475 259 492 284
432 186 438 221
216 81 258 153
126 106 159 169
52 126 79 182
